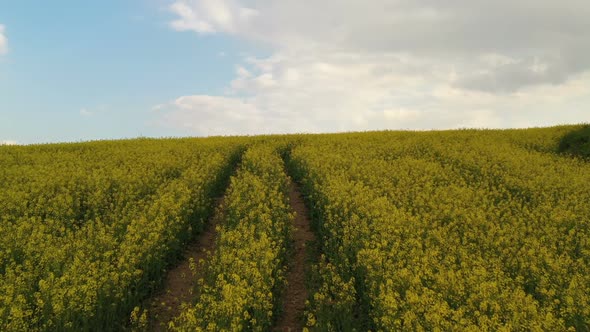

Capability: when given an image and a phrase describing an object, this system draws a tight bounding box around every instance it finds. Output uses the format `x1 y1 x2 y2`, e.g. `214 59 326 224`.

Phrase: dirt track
147 197 223 331
274 180 316 331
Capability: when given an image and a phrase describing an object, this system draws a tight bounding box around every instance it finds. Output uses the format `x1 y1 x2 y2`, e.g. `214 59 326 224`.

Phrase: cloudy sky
1 1 589 144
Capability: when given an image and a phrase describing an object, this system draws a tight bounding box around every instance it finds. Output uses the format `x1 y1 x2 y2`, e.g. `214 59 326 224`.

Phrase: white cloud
80 108 93 116
0 140 18 146
0 24 8 55
80 106 109 117
169 0 258 34
159 1 590 135
157 95 280 136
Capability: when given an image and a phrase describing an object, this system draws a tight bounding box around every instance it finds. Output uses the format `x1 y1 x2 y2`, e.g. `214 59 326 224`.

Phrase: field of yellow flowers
289 126 589 331
0 126 588 331
172 144 293 331
0 138 243 331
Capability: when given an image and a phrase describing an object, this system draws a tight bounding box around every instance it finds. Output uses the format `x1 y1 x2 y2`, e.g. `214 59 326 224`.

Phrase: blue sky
1 1 589 144
0 1 256 143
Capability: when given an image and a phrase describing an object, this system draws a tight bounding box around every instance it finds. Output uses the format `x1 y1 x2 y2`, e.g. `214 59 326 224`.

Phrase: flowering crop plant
0 138 243 331
172 144 294 331
1 125 588 331
288 126 589 331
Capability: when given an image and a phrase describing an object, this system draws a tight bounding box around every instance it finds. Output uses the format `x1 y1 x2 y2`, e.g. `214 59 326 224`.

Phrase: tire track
274 179 316 331
146 197 224 331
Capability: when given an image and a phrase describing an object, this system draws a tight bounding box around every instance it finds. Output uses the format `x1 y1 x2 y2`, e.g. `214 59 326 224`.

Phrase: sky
1 1 590 144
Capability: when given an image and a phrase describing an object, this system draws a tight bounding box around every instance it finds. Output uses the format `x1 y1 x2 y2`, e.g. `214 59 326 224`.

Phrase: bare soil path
274 180 316 331
146 197 223 331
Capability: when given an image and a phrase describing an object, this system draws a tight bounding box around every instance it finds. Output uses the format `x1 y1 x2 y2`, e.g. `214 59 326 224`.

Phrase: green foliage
171 145 293 331
289 129 590 331
0 138 243 331
558 125 590 159
1 127 590 331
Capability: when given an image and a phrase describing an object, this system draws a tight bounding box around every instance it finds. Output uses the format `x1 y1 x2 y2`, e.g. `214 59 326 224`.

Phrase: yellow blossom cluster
172 145 293 331
1 126 588 331
288 126 590 331
0 138 243 331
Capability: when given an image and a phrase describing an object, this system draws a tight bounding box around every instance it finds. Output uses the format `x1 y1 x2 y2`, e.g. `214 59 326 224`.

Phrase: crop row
172 145 294 331
288 129 590 331
1 126 588 331
0 139 242 331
